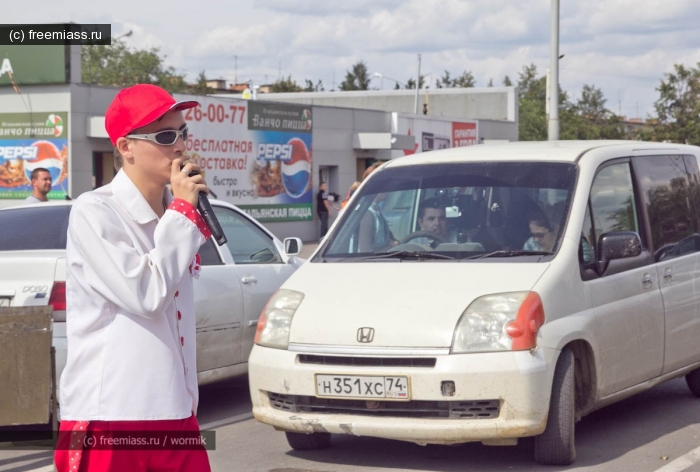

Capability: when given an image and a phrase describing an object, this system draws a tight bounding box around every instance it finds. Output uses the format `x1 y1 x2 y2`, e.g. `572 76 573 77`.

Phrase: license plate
0 298 9 307
315 374 409 399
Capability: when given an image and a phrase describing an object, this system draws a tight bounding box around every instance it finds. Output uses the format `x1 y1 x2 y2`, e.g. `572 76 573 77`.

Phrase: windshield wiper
466 250 552 260
355 250 456 261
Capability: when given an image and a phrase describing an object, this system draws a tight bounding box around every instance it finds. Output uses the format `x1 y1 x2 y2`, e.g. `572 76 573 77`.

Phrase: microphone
181 165 227 246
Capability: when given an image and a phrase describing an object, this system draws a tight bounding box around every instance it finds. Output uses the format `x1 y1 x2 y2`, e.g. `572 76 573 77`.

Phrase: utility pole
414 53 421 114
548 0 560 141
278 61 281 80
618 90 622 116
234 55 238 85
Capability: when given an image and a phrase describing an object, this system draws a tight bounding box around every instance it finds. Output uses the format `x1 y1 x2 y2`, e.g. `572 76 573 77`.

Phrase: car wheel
534 347 576 465
686 368 700 397
285 431 331 451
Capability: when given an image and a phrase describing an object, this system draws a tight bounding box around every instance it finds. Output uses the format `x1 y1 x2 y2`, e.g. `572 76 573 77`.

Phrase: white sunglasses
127 125 189 145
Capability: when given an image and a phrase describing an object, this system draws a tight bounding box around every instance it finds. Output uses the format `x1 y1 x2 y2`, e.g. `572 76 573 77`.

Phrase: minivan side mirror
284 237 303 256
596 231 642 273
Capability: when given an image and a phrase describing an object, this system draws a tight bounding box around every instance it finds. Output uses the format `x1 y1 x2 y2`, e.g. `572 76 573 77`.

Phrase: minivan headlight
451 292 544 353
254 289 304 350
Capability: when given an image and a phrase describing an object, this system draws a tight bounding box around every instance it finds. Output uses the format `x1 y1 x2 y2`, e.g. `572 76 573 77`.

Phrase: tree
454 71 475 88
269 75 304 92
518 64 541 97
405 75 427 89
518 64 549 141
81 38 189 93
644 63 700 145
503 76 513 86
435 70 475 88
570 84 625 140
339 61 371 91
435 70 452 89
487 78 494 87
517 63 625 141
304 79 325 92
190 71 213 95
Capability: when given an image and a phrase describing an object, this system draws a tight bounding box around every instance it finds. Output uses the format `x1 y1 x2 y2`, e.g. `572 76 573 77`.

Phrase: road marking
22 466 53 472
655 445 700 472
199 411 254 431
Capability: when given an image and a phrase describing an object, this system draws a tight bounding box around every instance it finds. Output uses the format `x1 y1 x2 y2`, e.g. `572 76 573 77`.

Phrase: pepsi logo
281 138 311 198
23 141 63 183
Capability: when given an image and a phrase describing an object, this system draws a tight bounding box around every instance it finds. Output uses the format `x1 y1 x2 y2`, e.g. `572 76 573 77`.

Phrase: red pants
54 415 211 472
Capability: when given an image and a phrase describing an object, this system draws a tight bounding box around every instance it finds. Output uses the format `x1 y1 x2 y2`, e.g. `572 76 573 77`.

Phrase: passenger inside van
523 211 558 252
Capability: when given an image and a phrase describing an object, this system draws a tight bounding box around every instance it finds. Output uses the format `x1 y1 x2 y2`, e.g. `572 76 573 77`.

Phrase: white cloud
2 0 699 117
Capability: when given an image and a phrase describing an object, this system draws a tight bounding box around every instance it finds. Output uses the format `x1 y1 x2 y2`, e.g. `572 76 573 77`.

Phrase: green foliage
518 64 549 141
568 84 625 140
81 38 188 93
435 70 475 88
517 64 624 141
190 71 213 95
503 75 513 86
641 63 700 145
340 61 371 91
405 75 427 89
270 75 303 92
304 79 325 92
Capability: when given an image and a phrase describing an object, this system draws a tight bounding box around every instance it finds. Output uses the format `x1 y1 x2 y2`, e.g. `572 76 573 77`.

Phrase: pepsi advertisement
180 97 313 222
0 112 69 199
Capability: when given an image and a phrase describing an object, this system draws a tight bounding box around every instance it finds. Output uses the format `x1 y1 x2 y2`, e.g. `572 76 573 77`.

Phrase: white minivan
248 140 700 465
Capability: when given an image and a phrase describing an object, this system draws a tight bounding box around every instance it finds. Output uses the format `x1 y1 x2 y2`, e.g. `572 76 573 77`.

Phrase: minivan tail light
49 281 66 311
505 292 544 350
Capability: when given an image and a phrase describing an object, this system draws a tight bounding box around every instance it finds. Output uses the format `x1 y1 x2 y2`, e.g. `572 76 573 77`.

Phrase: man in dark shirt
317 181 332 239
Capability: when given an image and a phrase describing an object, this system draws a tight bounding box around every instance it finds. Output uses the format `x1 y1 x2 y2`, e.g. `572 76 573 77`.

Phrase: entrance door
92 151 116 188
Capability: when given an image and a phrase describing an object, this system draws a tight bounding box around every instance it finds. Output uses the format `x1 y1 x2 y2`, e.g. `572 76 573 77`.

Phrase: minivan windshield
317 161 577 262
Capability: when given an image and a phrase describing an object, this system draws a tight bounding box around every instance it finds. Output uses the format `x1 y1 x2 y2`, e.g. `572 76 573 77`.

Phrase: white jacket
59 170 208 420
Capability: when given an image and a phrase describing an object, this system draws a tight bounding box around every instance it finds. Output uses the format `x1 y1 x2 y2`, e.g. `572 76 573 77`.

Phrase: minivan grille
297 354 437 368
267 392 500 419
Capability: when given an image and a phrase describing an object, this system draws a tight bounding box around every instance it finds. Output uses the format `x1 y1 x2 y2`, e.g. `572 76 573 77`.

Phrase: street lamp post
548 0 560 141
414 53 421 114
115 30 132 40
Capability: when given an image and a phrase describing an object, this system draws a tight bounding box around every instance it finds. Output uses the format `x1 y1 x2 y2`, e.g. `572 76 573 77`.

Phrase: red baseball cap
105 84 199 145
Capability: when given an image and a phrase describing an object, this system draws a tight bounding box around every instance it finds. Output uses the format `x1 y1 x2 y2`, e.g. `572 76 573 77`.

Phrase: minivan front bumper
248 344 559 445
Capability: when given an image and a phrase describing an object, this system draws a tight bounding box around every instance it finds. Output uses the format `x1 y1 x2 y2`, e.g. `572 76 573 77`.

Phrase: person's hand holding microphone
171 158 227 245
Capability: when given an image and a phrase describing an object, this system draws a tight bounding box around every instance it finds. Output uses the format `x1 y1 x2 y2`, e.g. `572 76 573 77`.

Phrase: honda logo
357 327 375 343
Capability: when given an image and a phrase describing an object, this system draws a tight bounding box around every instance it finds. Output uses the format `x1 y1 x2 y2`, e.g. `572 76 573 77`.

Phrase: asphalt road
2 371 700 471
4 244 700 471
198 375 700 472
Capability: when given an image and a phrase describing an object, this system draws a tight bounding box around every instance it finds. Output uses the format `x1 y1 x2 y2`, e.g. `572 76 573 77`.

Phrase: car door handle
241 276 258 284
642 272 653 289
663 267 673 281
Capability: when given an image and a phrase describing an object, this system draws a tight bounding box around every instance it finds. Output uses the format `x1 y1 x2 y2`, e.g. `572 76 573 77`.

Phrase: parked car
248 140 700 465
0 199 304 399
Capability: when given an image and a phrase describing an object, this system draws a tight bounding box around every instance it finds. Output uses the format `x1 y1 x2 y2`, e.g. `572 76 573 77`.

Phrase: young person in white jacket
55 84 212 472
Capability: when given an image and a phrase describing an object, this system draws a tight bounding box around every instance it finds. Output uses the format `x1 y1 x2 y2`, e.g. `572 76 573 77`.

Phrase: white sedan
0 199 304 392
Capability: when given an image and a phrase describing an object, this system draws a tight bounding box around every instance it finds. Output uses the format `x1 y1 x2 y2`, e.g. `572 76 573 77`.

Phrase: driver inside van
418 198 448 236
410 198 452 246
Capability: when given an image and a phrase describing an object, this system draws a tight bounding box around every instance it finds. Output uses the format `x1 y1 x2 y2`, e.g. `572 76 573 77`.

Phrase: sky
5 0 700 119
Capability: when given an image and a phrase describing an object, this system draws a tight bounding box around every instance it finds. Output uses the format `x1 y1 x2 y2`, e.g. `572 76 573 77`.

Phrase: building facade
0 46 517 241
